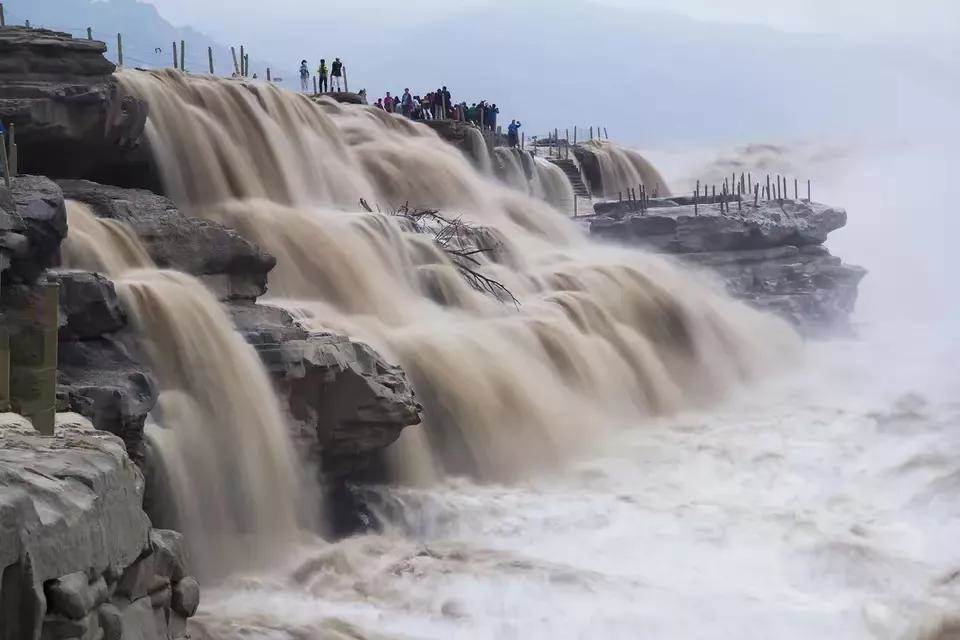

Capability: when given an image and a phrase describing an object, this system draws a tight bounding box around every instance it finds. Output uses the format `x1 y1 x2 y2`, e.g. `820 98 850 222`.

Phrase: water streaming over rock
117 270 304 577
117 69 798 483
61 200 154 275
582 139 672 198
61 200 306 577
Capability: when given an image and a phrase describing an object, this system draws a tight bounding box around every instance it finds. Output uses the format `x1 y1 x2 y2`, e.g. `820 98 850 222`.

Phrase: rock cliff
0 414 199 640
0 27 151 186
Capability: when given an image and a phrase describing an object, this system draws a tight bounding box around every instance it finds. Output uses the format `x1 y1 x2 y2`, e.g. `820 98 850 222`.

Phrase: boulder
170 577 199 618
0 175 68 283
229 302 422 478
50 271 127 340
57 338 157 463
0 27 150 184
58 180 275 300
0 417 151 612
44 571 102 620
148 529 187 583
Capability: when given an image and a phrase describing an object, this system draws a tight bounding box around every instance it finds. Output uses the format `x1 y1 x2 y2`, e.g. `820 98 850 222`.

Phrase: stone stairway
547 158 591 197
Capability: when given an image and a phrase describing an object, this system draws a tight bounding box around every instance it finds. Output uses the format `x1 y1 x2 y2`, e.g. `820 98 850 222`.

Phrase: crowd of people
292 67 523 147
298 57 346 93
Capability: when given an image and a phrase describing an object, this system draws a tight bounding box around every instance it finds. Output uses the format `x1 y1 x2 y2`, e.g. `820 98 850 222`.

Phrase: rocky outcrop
0 28 150 185
230 301 422 479
588 198 865 333
0 175 68 283
421 119 489 169
590 199 847 252
58 180 275 300
0 414 198 640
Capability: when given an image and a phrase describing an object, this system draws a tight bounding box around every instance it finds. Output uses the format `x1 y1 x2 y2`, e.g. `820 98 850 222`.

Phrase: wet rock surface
230 302 422 479
59 179 275 300
0 28 149 183
0 415 198 640
588 198 865 333
0 175 68 283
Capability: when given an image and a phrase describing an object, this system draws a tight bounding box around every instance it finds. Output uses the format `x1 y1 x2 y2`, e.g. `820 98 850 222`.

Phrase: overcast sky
142 0 960 41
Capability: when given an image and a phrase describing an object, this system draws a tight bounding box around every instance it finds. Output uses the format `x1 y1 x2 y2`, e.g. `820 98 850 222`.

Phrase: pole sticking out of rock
313 76 318 94
573 126 577 146
266 68 271 81
239 46 245 76
117 33 123 67
0 133 10 190
794 178 798 200
180 40 186 72
208 47 214 74
0 4 5 27
243 54 249 78
604 127 609 140
754 183 759 207
590 126 593 141
766 174 771 201
172 41 178 69
694 189 698 216
87 27 92 40
230 47 239 76
7 123 16 177
807 179 812 203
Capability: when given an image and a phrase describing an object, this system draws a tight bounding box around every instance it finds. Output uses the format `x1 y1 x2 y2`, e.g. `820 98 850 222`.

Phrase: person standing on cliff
401 88 413 118
383 91 394 113
442 86 452 119
330 58 344 91
507 120 522 147
317 59 328 93
299 60 310 93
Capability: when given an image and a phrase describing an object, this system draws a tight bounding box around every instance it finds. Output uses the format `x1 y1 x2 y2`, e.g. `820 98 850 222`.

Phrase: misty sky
143 0 960 41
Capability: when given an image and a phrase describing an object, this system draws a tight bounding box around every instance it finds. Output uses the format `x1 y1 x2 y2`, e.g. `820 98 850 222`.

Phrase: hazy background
8 0 959 147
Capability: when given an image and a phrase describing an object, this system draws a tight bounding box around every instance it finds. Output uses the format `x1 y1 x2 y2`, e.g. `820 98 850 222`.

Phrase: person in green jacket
317 59 328 93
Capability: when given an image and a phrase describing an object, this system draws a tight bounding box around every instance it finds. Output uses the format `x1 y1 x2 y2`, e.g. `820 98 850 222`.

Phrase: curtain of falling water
118 69 799 482
60 203 305 577
583 139 672 198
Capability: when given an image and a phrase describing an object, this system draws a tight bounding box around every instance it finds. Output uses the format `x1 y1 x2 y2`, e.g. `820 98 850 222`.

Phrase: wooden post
748 172 752 190
87 27 92 40
243 54 249 77
266 68 271 81
794 178 798 200
0 4 5 27
807 179 811 203
573 195 578 217
173 41 178 69
589 126 593 141
117 33 123 67
754 183 759 207
240 46 245 76
604 127 608 139
631 187 637 213
7 122 15 177
0 133 10 190
180 40 185 72
573 126 577 146
565 129 569 159
694 189 698 216
737 184 742 211
230 47 239 75
343 67 348 93
313 76 318 95
208 47 214 74
766 174 770 201
712 185 716 199
521 132 525 150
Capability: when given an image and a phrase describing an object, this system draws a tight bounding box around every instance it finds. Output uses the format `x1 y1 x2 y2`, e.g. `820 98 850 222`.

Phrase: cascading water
117 69 798 484
531 156 575 210
60 201 306 578
61 200 154 275
583 139 672 198
118 270 305 578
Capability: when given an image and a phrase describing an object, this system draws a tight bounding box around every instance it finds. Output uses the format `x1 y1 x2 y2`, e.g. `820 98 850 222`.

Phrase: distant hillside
3 0 287 83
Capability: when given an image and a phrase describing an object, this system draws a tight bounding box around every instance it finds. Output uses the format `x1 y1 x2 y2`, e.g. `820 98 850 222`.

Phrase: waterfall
532 157 575 211
118 69 799 481
583 139 672 198
62 200 305 577
117 270 302 577
61 200 154 275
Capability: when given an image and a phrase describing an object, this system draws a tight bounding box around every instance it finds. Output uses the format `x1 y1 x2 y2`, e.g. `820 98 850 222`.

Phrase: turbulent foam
118 68 797 482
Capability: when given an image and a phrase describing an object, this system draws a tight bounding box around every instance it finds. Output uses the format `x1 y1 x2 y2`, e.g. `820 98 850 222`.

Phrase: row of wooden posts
691 173 812 216
536 126 610 160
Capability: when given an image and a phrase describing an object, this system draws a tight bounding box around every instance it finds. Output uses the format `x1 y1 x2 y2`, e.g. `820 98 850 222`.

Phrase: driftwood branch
369 201 519 307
